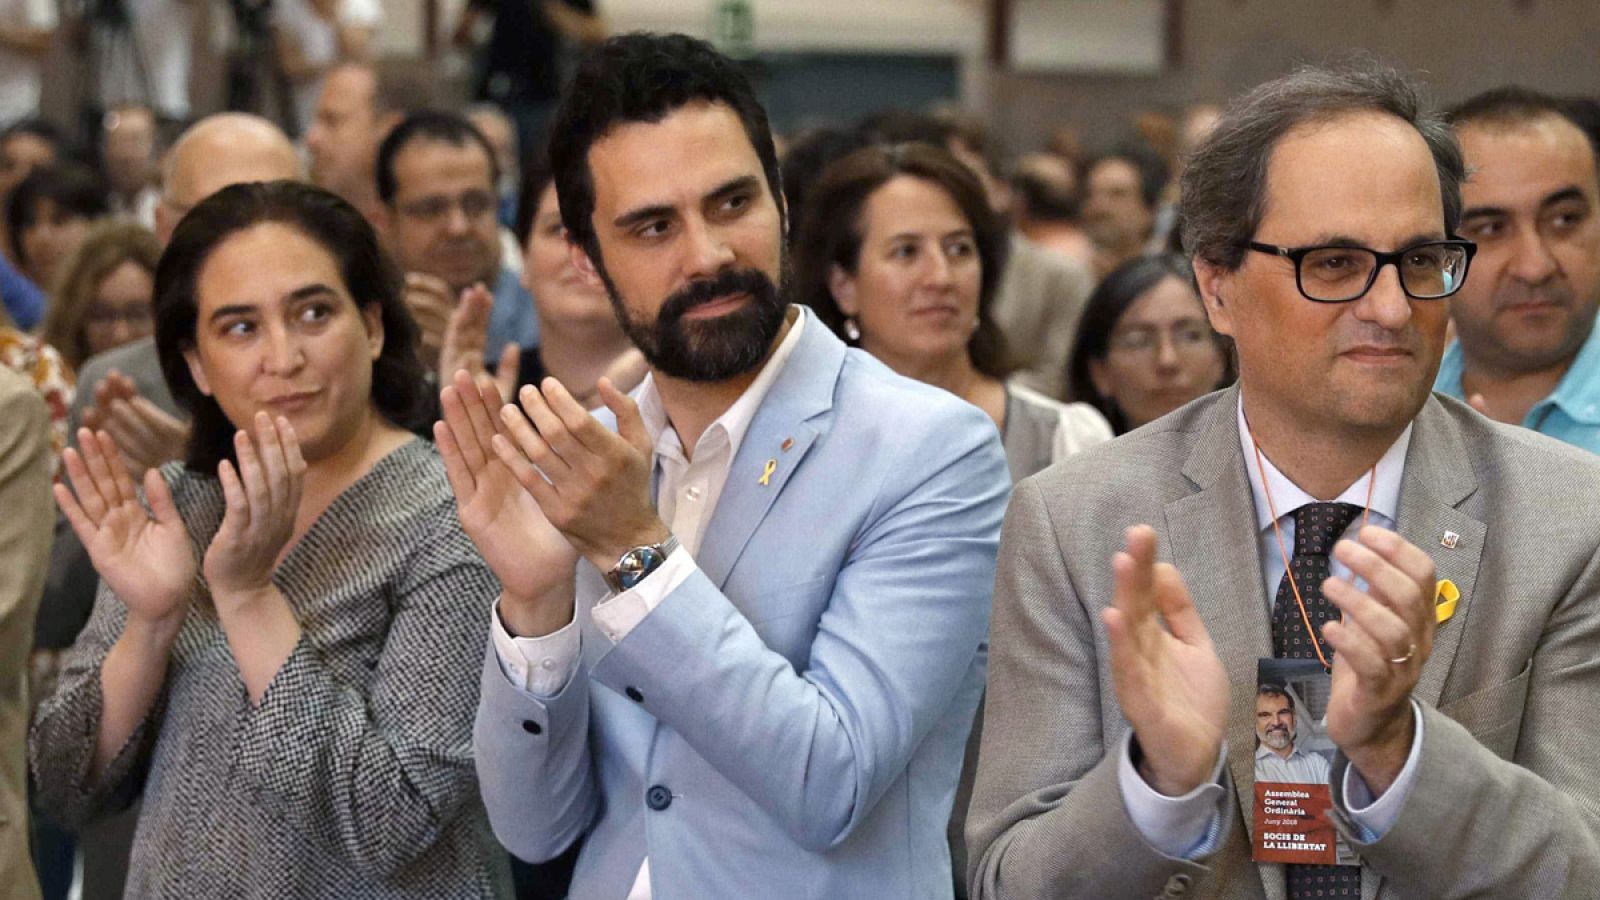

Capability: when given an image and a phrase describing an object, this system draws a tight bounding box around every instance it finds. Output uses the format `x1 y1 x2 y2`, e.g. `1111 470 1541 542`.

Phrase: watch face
616 546 665 591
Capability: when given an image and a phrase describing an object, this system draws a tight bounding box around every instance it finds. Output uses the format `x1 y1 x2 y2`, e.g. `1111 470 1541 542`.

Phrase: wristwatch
603 534 681 594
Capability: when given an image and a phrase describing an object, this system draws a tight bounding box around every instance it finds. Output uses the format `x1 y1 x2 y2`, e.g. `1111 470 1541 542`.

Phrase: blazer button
521 720 542 735
626 686 644 703
1158 873 1193 898
646 785 672 811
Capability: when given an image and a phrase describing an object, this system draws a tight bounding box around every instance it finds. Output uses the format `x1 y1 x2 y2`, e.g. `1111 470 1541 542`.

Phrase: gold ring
1388 643 1417 665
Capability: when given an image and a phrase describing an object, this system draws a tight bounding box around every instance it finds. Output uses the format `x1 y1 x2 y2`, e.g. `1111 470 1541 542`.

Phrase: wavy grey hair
1180 61 1465 271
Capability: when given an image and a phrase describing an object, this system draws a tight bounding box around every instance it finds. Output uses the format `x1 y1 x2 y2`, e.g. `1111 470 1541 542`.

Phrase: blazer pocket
1439 660 1533 759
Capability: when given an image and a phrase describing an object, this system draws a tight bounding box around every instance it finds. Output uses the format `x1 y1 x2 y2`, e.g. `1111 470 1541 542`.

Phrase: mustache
1495 282 1573 310
660 267 777 321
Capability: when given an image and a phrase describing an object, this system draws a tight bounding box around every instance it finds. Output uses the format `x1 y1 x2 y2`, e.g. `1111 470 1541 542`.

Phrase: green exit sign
711 0 754 57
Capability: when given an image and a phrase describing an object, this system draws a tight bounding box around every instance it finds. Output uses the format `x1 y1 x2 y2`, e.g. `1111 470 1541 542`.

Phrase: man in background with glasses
970 62 1600 900
1434 88 1600 454
378 110 538 374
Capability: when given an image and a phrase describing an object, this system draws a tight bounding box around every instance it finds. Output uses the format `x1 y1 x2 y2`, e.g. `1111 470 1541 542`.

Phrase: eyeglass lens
1298 244 1470 301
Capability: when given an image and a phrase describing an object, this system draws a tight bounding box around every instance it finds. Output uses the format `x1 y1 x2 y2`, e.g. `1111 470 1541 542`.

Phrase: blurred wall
984 0 1600 156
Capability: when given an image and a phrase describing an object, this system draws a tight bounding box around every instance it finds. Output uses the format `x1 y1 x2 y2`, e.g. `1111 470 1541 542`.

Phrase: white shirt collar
635 306 806 462
1235 392 1411 532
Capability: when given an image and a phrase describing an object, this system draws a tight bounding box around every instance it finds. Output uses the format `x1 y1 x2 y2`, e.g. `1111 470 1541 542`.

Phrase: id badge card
1251 658 1360 867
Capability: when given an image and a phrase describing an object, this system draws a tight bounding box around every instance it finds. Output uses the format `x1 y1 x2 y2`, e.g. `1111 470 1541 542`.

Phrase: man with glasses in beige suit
969 62 1600 900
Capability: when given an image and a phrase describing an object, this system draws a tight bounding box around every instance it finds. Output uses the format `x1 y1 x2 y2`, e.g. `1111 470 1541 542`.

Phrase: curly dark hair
153 180 431 473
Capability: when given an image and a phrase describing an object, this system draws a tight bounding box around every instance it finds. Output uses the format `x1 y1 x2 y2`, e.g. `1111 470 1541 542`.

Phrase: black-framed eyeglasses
1244 239 1477 303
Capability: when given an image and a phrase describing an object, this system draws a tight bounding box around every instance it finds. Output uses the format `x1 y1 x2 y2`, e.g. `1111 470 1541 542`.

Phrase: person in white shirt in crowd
272 0 381 137
0 0 55 128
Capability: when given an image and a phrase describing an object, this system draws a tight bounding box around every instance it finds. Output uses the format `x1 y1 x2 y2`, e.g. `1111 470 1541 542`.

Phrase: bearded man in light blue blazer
436 33 1009 900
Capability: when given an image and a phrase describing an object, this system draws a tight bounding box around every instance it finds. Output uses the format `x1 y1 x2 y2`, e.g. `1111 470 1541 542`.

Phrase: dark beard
600 259 789 383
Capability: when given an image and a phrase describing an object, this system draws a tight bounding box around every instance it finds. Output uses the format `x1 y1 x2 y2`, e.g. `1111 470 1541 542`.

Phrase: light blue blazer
473 308 1010 899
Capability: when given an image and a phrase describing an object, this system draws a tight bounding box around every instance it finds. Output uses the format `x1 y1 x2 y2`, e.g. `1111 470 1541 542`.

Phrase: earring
843 317 861 342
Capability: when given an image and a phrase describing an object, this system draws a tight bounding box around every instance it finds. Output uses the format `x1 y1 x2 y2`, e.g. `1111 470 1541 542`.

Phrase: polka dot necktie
1273 501 1363 899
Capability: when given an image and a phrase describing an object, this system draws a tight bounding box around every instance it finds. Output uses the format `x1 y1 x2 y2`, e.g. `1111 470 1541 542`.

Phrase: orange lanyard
1249 433 1374 671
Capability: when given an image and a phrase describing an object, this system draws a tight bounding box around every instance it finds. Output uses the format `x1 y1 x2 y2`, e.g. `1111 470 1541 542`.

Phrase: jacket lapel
694 309 845 588
1161 387 1285 900
1360 401 1483 900
1393 397 1483 712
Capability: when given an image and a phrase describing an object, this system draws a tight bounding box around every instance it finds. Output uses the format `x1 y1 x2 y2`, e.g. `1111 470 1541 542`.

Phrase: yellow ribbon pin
1435 579 1460 624
759 458 777 486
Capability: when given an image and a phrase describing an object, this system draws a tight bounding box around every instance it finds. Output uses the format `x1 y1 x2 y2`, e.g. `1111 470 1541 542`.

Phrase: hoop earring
843 318 862 342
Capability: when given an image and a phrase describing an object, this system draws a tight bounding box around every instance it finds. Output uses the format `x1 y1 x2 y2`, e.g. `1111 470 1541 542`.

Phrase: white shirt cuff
1117 731 1230 859
590 546 696 644
489 595 580 696
1340 699 1424 840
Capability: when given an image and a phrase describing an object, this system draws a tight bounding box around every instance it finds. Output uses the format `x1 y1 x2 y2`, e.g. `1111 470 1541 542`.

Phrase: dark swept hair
154 180 430 473
7 163 109 265
1181 60 1465 270
375 109 500 204
1084 142 1169 211
1067 253 1233 433
1446 86 1600 161
793 142 1012 380
549 32 784 267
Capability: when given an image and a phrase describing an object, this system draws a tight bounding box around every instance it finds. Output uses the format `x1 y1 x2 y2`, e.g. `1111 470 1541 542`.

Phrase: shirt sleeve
1339 699 1424 839
1117 731 1231 858
489 596 580 696
588 545 695 643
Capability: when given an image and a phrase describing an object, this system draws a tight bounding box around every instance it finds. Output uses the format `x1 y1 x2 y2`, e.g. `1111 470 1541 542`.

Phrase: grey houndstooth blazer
31 439 512 898
967 386 1600 900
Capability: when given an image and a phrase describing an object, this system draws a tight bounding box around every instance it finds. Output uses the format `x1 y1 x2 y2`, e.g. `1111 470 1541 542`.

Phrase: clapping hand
492 376 666 572
436 370 579 636
439 281 520 402
55 428 194 628
404 273 459 367
201 413 306 605
1321 527 1437 794
1102 526 1230 796
81 371 190 479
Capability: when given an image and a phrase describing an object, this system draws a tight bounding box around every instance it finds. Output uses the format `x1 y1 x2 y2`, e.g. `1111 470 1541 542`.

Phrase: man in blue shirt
378 111 539 373
1436 87 1600 453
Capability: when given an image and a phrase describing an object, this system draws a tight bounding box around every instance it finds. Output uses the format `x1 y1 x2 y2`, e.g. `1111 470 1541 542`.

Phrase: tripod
224 0 301 136
76 0 157 141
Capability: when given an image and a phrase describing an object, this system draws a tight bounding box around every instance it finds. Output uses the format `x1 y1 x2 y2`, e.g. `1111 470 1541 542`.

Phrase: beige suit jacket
0 367 52 900
968 386 1600 900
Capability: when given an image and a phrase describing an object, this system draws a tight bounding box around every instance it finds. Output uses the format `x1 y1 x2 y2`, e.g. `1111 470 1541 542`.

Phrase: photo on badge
1252 657 1359 867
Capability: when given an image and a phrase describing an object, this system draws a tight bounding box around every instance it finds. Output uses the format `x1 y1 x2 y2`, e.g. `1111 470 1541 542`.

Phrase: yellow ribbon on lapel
1435 579 1460 624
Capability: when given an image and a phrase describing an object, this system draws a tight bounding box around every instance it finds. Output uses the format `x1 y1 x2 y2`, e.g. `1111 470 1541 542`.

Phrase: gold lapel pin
1441 531 1460 549
759 458 778 486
